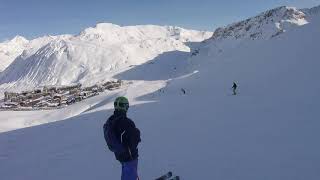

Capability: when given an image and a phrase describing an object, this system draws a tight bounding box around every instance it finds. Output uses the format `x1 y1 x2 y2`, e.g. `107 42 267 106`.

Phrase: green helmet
114 96 129 112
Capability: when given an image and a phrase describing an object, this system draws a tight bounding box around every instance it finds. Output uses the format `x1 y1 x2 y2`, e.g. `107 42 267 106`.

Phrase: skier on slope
103 96 141 180
232 82 238 95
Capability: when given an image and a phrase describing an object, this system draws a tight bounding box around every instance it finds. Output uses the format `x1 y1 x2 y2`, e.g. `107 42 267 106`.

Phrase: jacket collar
114 110 127 117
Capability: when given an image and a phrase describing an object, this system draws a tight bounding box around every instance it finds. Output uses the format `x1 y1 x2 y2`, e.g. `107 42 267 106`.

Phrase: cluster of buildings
1 80 122 110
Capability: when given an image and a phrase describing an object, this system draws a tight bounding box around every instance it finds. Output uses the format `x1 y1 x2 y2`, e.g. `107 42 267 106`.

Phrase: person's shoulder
125 117 136 126
107 114 115 120
125 116 134 122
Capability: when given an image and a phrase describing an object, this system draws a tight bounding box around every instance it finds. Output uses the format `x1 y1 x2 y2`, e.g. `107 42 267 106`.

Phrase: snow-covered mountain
211 6 307 41
0 35 72 72
0 36 29 71
0 24 212 92
194 6 315 56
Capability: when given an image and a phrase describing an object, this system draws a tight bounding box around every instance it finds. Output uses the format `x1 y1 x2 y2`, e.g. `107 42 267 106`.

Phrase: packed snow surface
1 5 320 180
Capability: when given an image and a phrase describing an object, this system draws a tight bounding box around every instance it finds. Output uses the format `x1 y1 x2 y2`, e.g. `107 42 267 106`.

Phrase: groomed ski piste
1 5 320 180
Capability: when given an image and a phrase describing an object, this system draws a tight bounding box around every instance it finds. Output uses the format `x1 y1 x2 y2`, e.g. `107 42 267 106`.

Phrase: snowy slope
195 6 309 56
0 5 320 180
0 24 212 93
0 35 72 73
211 6 308 41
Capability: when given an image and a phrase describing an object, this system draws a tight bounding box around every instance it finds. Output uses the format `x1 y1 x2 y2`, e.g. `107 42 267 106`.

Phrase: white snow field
1 5 320 180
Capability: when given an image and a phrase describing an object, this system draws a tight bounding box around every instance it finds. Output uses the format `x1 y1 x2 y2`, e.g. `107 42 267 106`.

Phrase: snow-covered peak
7 35 29 44
22 34 72 58
0 36 29 71
95 22 121 29
78 23 212 43
80 23 121 38
0 34 72 72
210 6 307 41
190 5 313 57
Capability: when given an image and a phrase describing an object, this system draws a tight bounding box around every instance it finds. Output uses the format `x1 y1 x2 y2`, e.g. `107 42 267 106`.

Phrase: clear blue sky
0 0 319 41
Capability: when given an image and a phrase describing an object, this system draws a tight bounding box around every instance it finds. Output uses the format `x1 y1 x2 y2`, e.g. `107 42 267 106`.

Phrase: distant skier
232 82 238 95
103 97 141 180
181 88 186 95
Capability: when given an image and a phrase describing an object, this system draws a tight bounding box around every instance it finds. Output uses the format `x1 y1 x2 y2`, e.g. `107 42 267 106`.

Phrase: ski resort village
1 80 122 110
1 1 320 180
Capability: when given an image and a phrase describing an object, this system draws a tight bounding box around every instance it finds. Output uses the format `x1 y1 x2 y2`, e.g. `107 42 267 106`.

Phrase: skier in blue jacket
104 97 141 180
